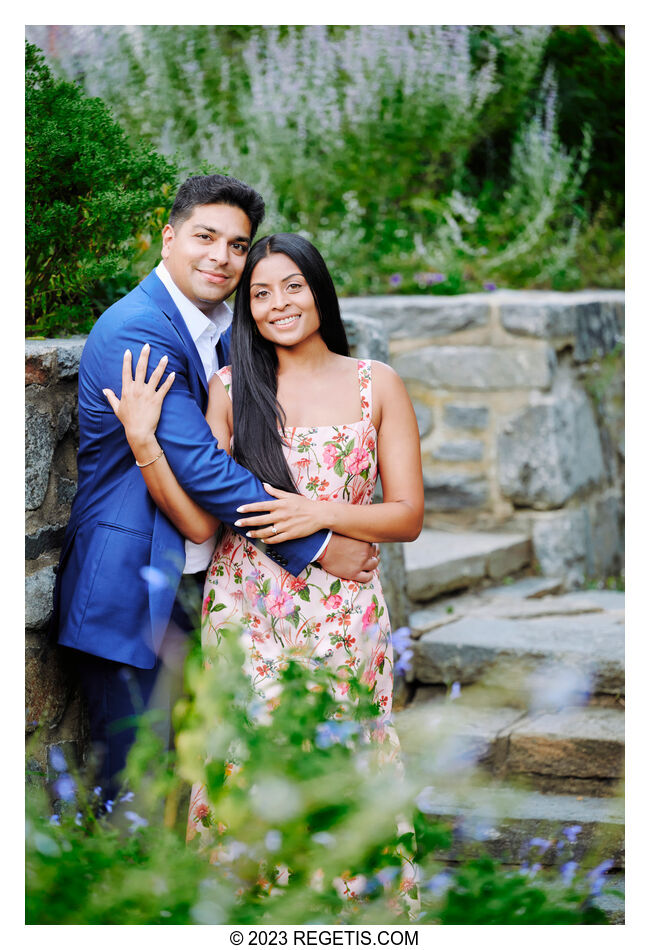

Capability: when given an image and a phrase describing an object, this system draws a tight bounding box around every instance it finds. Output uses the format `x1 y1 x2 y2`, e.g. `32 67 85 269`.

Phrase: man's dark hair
169 174 265 239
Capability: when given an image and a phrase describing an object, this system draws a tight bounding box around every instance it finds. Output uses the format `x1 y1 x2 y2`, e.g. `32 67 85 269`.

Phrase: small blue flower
139 565 169 591
48 747 67 773
75 812 83 827
376 866 400 887
529 837 552 854
104 799 114 814
49 814 60 825
125 810 148 833
391 627 411 649
394 649 413 676
449 681 461 700
483 281 497 291
389 273 403 287
53 774 76 802
120 791 135 802
562 825 582 843
265 830 282 852
312 832 335 847
429 273 446 285
587 859 614 895
426 871 453 895
560 860 579 885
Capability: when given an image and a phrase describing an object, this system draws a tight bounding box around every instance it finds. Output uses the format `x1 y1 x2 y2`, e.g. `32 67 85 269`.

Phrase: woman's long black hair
230 233 350 494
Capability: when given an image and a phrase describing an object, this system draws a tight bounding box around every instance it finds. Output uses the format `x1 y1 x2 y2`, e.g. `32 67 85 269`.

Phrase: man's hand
318 534 380 584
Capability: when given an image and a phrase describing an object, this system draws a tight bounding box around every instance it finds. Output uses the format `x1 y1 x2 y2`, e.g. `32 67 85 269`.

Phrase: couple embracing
52 174 424 815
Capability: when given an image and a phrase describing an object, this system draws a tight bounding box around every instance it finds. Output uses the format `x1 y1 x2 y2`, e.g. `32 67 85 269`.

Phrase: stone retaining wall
341 290 624 584
24 291 624 768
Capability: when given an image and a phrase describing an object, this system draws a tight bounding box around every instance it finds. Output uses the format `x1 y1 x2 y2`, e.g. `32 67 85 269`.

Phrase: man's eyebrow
251 273 303 287
193 224 250 243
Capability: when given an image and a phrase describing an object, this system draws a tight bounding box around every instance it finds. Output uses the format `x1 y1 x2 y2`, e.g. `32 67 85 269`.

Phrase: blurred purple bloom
104 799 114 814
394 648 413 676
587 859 614 895
315 720 359 748
561 860 579 885
391 627 412 651
426 871 453 895
48 747 67 773
376 866 400 887
483 281 497 291
312 832 335 847
125 810 148 833
562 825 582 843
119 791 135 802
265 830 282 852
389 273 403 287
75 812 83 827
139 565 168 591
529 837 552 854
53 774 76 802
449 681 461 700
429 272 446 284
93 786 102 797
49 814 60 825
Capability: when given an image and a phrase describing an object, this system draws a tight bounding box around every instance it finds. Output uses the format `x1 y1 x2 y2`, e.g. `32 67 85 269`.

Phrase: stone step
416 785 625 870
405 699 624 795
409 609 624 697
404 529 532 602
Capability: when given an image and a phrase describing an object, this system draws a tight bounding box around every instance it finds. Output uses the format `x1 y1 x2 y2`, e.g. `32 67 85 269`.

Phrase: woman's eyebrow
251 273 303 288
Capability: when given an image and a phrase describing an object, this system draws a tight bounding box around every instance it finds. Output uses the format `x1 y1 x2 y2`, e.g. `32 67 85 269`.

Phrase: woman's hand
235 484 326 543
103 344 175 449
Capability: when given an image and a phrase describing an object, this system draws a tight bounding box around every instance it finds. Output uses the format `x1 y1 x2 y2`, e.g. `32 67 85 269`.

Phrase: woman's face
249 253 321 348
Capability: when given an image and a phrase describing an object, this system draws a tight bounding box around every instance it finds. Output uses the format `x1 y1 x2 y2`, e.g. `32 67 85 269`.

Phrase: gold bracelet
135 448 165 468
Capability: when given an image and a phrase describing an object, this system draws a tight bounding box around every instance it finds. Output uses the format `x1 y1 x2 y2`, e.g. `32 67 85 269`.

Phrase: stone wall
24 291 624 767
341 290 624 586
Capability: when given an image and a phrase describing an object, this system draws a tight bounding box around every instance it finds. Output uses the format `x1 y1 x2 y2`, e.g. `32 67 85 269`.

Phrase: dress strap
357 360 372 423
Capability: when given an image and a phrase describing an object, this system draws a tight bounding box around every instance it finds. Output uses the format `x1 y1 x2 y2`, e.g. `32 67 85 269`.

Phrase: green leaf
333 459 345 477
298 587 311 602
329 578 341 595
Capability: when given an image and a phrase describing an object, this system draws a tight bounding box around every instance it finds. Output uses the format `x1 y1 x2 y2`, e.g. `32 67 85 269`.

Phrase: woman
106 233 424 833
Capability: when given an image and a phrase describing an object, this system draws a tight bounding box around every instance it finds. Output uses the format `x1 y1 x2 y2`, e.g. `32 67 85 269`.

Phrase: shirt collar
155 261 232 343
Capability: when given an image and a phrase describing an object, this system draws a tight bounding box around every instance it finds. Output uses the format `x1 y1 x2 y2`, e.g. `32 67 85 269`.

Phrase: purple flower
389 273 403 287
560 860 579 885
587 859 614 895
483 281 497 291
125 810 148 833
53 774 76 802
449 681 461 700
426 871 453 895
48 747 67 773
391 627 412 651
139 565 168 591
315 720 359 748
562 824 582 843
119 791 135 802
529 837 552 854
394 648 413 676
49 814 60 826
429 272 446 284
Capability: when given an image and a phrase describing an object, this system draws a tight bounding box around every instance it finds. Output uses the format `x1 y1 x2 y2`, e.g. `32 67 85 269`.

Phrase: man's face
161 203 252 313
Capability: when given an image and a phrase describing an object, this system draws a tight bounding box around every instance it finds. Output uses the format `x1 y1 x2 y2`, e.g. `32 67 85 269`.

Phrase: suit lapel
139 270 209 397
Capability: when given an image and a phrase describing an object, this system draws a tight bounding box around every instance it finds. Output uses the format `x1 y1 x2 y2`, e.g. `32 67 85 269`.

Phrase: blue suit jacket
53 270 327 668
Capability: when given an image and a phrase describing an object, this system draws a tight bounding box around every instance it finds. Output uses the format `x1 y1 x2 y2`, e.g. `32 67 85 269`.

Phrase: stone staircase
394 527 625 921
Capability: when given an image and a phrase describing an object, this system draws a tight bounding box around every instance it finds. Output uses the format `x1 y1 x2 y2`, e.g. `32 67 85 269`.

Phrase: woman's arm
237 362 424 544
103 345 228 544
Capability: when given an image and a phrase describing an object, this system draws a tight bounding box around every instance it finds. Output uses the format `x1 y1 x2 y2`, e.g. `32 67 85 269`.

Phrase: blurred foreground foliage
26 627 616 924
25 25 623 338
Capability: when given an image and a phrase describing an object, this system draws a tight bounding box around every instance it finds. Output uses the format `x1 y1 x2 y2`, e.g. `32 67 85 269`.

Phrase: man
52 174 379 801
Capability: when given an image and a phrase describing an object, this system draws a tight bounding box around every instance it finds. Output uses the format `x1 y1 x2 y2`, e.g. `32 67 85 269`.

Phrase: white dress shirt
155 261 331 573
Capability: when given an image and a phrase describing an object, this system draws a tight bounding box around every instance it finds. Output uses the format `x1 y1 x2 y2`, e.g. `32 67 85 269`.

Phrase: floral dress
187 360 418 910
202 360 393 709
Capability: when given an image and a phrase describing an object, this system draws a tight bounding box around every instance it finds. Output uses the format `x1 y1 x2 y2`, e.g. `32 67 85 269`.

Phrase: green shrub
25 42 177 337
27 25 623 299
